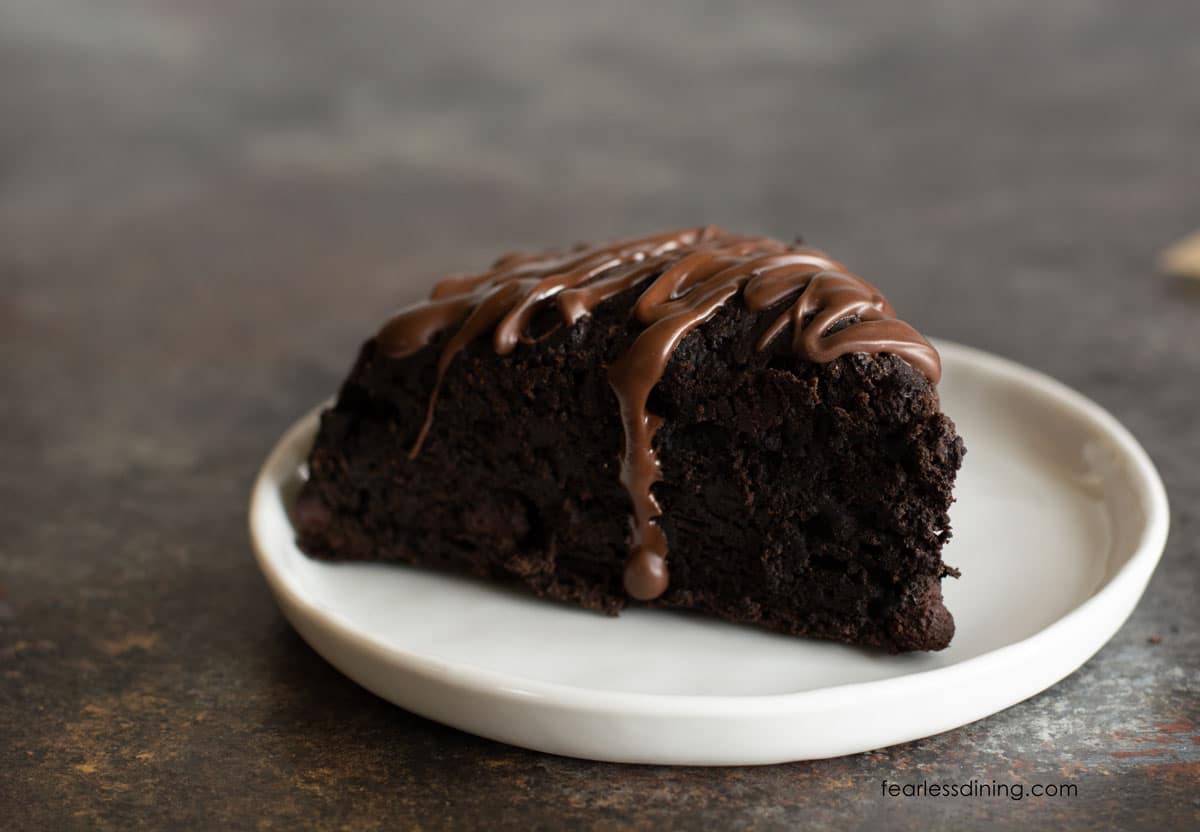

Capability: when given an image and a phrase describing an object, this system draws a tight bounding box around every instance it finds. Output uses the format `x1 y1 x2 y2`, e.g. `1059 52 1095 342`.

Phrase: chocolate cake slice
294 226 965 652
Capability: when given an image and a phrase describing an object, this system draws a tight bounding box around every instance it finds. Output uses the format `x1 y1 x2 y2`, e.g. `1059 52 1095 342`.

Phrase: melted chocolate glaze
375 226 941 601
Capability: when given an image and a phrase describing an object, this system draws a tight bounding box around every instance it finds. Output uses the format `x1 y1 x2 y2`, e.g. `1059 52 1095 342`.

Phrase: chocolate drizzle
375 226 941 601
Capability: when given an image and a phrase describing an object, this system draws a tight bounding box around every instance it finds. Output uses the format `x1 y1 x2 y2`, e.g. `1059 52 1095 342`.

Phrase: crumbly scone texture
294 288 965 652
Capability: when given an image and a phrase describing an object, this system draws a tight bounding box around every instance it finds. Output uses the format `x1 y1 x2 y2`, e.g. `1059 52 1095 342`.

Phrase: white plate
249 341 1169 765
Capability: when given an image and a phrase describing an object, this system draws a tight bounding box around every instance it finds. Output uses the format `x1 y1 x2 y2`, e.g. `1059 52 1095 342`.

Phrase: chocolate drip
375 226 941 601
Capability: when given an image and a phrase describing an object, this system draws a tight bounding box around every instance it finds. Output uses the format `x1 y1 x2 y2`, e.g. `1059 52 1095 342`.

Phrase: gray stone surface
0 0 1197 828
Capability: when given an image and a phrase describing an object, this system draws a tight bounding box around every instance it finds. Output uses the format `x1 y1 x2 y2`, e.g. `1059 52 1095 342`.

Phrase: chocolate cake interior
295 227 964 652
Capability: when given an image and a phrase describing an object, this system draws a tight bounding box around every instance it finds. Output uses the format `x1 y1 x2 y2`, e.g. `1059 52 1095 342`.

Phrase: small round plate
249 341 1168 765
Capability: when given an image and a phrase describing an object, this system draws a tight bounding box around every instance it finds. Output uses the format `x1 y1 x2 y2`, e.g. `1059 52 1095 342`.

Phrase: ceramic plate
249 341 1169 764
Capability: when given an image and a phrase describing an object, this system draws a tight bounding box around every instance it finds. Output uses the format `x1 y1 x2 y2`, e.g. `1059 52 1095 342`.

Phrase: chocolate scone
294 226 965 652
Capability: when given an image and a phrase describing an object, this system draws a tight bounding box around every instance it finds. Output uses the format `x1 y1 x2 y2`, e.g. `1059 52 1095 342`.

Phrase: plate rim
249 340 1169 723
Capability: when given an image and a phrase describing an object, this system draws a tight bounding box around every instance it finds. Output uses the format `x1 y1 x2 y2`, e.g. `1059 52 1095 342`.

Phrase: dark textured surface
297 295 961 651
1 0 1198 828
